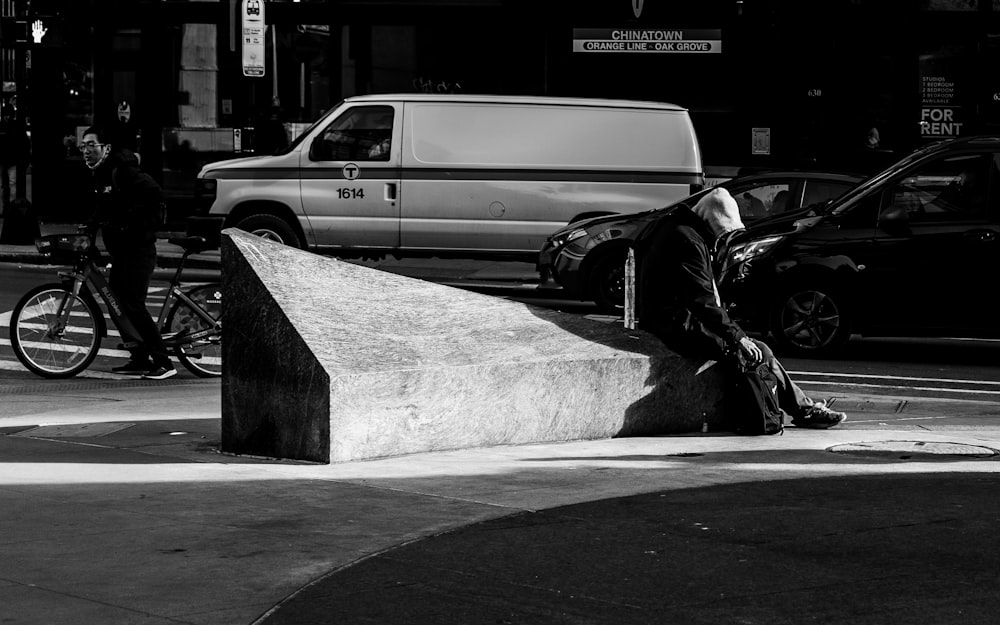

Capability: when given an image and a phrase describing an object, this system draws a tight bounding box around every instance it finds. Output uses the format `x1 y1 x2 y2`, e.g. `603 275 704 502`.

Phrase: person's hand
31 20 47 44
736 336 763 369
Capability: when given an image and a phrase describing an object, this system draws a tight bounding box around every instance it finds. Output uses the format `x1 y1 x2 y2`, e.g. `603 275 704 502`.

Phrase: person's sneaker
142 365 177 380
112 359 152 375
792 402 847 429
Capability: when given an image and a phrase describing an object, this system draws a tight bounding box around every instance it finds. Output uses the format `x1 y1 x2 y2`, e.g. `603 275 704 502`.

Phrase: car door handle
384 182 397 202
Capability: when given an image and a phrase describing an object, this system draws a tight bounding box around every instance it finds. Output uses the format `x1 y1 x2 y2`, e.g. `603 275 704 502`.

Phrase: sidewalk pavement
3 378 1000 625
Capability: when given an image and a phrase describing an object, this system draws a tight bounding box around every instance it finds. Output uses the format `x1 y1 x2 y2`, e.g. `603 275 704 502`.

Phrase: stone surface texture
221 229 727 463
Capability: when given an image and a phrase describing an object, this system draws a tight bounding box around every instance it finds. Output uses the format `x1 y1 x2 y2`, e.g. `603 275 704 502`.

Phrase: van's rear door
299 103 402 249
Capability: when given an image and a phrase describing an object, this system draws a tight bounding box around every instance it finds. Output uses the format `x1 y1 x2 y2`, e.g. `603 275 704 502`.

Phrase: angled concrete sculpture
220 229 729 463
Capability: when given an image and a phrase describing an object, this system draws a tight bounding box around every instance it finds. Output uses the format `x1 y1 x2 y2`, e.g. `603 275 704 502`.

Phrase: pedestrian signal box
1 15 61 48
27 15 62 48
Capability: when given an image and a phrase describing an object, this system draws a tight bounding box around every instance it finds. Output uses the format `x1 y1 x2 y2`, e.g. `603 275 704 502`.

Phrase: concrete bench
220 229 728 463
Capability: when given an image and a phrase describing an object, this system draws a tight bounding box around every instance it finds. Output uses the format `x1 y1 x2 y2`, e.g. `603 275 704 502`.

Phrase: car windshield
806 198 835 215
827 140 948 215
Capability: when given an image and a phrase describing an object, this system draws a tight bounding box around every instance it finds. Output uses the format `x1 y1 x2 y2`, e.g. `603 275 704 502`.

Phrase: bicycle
9 229 222 379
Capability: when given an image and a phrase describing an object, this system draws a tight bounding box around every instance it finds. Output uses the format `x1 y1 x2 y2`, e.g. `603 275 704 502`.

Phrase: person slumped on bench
80 125 176 380
635 187 846 429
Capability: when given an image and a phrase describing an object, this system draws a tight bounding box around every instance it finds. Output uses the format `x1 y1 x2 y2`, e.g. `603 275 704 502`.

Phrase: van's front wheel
235 214 302 249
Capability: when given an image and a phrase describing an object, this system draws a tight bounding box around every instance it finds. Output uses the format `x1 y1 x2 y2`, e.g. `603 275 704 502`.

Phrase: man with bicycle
80 126 176 380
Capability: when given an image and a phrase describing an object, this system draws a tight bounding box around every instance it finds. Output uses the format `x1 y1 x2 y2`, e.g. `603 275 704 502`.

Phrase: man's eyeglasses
78 142 106 153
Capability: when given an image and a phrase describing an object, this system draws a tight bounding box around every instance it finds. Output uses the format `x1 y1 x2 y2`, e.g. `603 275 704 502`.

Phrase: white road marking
787 379 1000 396
0 337 131 359
791 371 1000 388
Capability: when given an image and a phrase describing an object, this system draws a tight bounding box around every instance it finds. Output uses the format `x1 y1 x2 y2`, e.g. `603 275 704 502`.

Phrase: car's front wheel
768 281 852 356
235 213 302 249
589 251 628 314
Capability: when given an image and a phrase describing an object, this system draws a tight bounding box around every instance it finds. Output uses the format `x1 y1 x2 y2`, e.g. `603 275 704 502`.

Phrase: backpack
729 361 785 435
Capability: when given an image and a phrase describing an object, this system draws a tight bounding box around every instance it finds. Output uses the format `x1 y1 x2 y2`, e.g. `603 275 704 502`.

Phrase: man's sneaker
112 360 151 375
142 365 177 380
792 402 847 429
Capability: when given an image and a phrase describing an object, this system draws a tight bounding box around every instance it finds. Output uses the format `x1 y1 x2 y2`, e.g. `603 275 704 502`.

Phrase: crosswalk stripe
14 321 118 337
0 337 132 359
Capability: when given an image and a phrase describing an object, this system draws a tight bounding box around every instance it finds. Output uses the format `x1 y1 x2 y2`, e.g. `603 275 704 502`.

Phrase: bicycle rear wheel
10 284 101 378
166 284 222 377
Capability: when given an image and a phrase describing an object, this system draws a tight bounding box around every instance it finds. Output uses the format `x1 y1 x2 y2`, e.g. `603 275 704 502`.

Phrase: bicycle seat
168 235 218 254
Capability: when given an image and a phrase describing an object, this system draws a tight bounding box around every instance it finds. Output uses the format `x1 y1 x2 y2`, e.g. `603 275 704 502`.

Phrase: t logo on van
343 163 360 180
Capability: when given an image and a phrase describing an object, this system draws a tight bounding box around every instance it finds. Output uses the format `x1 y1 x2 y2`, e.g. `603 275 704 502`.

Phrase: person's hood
691 187 744 238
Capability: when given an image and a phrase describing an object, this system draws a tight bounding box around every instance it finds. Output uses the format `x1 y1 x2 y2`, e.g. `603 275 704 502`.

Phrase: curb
0 249 221 270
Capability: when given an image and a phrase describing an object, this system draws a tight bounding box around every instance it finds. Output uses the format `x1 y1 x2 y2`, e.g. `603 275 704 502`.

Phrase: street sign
241 0 265 77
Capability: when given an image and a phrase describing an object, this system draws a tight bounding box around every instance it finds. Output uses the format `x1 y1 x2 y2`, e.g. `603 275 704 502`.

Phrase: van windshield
287 101 346 152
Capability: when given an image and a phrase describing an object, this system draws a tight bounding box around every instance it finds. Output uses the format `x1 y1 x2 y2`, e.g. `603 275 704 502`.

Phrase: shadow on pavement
257 473 1000 625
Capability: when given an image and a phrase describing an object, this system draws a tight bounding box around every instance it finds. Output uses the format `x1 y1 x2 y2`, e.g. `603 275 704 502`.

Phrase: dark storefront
2 0 999 222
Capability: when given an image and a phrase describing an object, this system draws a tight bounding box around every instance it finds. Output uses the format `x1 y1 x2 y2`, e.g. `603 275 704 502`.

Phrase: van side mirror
309 136 331 161
878 205 910 235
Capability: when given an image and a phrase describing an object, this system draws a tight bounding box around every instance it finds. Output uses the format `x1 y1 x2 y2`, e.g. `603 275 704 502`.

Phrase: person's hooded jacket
636 187 748 360
90 147 163 258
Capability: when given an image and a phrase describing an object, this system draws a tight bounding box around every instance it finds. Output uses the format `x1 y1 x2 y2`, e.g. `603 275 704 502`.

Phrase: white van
195 94 703 261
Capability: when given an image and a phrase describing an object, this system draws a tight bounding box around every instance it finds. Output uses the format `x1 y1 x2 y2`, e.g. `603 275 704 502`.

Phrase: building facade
3 0 999 220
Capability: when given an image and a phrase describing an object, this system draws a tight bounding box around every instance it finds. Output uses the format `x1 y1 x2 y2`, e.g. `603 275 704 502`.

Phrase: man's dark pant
649 327 819 420
751 338 816 418
108 248 171 368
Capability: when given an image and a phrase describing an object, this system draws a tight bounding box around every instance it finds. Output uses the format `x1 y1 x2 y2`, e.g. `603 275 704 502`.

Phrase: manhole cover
829 440 999 460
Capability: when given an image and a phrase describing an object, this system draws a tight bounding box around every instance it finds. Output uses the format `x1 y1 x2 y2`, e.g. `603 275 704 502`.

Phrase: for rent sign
920 105 962 138
573 29 722 53
919 54 963 139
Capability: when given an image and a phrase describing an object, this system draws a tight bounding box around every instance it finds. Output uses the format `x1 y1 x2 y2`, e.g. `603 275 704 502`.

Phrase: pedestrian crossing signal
27 15 61 48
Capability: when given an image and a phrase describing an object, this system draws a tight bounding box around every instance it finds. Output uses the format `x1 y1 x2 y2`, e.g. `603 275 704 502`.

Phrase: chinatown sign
573 29 722 54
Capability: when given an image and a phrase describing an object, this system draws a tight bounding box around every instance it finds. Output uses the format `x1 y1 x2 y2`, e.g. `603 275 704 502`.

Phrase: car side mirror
878 205 910 235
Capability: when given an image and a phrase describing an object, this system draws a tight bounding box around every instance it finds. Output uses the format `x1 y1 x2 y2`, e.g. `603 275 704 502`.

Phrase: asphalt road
2 254 1000 401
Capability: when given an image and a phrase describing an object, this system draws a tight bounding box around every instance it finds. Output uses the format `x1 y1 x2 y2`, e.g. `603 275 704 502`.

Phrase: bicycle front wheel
10 284 101 378
166 284 222 378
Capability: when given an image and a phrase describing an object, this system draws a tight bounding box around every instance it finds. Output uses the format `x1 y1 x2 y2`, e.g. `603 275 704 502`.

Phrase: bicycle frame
58 257 144 350
155 280 221 348
56 243 219 352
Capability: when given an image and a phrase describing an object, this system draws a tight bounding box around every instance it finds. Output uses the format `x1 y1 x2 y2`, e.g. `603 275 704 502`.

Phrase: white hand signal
31 20 47 44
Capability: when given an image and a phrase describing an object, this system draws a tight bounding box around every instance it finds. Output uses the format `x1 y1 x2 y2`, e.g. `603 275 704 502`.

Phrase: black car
720 135 1000 356
538 170 863 313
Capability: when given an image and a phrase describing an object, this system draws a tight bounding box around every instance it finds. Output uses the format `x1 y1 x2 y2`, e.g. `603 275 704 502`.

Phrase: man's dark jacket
635 205 747 360
90 148 162 259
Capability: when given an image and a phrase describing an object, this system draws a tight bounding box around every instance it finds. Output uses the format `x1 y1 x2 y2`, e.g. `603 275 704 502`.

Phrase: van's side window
311 106 394 162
